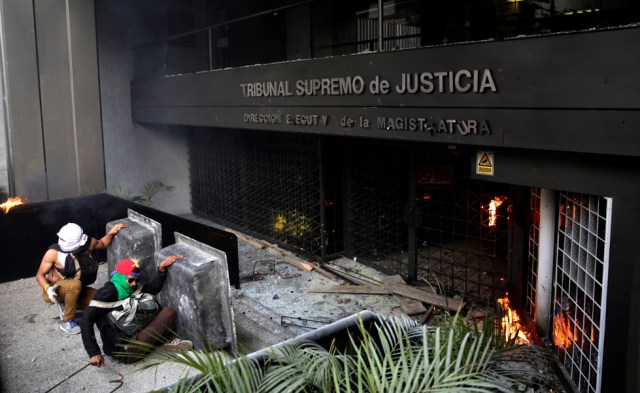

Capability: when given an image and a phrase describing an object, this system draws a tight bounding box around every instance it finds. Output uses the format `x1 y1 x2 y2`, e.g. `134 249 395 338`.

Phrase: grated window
190 129 323 256
526 187 541 317
554 192 611 393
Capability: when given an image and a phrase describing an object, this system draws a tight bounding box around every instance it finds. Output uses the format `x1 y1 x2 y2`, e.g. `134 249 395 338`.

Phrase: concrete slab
106 209 161 278
155 232 236 353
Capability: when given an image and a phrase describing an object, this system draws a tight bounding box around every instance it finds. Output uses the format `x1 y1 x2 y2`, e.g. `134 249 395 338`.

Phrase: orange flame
553 312 574 348
487 197 505 227
1 197 25 214
497 293 530 344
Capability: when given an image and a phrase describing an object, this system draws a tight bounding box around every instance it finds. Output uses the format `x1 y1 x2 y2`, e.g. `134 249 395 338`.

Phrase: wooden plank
282 255 314 272
267 247 288 258
420 305 437 325
382 275 460 310
308 284 391 295
399 298 427 315
311 266 341 281
329 258 386 284
381 274 406 286
389 285 464 311
222 226 269 249
323 265 381 286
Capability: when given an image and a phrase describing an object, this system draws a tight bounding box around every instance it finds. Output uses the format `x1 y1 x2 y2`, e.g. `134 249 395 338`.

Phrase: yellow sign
476 151 494 176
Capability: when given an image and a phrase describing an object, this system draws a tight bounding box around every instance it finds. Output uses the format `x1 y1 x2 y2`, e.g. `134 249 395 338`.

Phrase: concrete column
535 188 556 337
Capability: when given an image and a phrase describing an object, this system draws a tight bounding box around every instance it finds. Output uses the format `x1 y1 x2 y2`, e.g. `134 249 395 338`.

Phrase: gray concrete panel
68 0 105 194
34 0 77 200
1 0 47 200
106 209 161 279
32 0 104 199
156 232 236 352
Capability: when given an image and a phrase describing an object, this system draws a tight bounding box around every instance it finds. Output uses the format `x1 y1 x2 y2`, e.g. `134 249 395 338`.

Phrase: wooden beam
323 265 381 286
309 282 463 311
282 255 314 272
381 275 406 286
388 284 463 311
381 275 464 311
399 298 427 315
420 305 437 325
308 284 391 295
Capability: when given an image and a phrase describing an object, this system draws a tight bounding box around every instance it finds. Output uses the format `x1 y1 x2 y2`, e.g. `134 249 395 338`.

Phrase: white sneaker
60 320 81 335
161 338 193 352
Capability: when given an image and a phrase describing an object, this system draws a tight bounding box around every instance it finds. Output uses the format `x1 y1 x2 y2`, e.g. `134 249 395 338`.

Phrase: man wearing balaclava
80 256 192 366
35 222 127 334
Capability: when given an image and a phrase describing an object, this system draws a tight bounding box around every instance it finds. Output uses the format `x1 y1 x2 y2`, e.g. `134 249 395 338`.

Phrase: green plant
132 181 174 206
83 181 173 206
141 310 551 393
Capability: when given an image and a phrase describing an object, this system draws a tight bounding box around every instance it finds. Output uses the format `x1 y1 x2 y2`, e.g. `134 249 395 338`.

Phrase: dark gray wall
2 0 47 200
96 0 191 214
1 0 105 201
131 27 640 158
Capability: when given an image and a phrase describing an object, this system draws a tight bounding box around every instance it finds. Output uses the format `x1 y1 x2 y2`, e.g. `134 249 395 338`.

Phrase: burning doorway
347 144 512 305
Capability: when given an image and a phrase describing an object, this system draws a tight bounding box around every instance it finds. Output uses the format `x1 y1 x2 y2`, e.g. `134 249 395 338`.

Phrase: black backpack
49 244 99 286
89 288 161 336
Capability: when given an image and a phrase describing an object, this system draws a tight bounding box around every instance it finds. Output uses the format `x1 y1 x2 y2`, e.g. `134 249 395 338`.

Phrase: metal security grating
347 144 409 276
554 192 611 393
190 129 322 256
416 177 509 302
526 187 541 317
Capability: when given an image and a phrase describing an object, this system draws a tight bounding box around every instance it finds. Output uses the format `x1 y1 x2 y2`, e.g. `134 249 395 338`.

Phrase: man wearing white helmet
35 222 127 334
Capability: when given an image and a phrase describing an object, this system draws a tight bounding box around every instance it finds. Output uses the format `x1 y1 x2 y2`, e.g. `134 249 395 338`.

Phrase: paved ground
0 217 403 393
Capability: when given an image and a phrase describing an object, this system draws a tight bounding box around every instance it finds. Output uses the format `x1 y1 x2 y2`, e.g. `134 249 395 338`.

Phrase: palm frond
147 310 549 393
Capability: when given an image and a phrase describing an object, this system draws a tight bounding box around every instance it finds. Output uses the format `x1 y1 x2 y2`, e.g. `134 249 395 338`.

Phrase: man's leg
55 279 82 321
76 287 97 311
115 308 177 364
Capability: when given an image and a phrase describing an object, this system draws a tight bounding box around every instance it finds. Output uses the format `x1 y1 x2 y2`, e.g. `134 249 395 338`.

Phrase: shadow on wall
0 193 239 287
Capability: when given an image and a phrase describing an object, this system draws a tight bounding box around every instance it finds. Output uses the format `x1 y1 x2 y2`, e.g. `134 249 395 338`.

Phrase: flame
1 196 25 214
553 312 574 348
487 197 505 227
497 293 530 344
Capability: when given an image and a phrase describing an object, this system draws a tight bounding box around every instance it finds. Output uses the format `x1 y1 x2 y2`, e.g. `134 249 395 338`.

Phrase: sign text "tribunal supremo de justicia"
239 69 498 97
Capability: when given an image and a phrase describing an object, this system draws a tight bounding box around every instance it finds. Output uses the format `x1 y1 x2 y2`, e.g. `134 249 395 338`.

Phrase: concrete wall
95 0 191 214
0 0 105 201
0 40 8 196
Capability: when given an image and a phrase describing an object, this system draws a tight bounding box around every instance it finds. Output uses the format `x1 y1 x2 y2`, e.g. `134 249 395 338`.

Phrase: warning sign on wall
476 151 494 176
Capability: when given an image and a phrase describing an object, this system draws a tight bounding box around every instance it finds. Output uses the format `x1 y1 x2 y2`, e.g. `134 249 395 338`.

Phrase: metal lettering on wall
240 68 496 136
239 69 497 97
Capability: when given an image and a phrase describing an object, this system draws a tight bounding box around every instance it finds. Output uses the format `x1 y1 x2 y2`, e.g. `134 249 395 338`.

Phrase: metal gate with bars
190 129 323 256
554 192 610 393
526 189 610 393
190 132 512 303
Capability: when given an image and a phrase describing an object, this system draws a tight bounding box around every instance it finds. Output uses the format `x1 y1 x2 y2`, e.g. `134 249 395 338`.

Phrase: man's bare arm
35 249 58 289
91 223 128 250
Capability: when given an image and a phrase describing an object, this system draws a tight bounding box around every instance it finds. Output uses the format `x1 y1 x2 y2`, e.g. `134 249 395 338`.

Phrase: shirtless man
35 222 128 334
